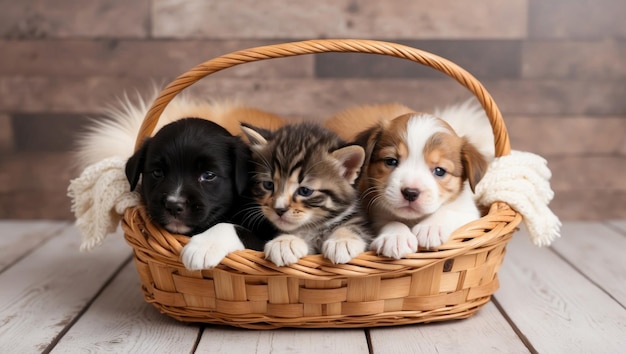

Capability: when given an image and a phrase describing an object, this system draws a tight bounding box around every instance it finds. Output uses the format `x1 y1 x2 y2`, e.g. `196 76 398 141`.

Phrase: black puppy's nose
274 208 288 217
165 199 186 216
401 188 420 202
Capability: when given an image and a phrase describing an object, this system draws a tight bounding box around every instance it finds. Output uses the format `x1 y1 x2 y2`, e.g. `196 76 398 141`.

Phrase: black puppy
126 118 273 270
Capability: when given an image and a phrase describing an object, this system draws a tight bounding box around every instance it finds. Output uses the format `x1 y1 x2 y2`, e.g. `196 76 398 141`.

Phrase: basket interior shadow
121 39 522 329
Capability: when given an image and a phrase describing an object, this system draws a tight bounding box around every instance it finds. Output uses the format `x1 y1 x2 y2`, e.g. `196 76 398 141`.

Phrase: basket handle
137 39 511 157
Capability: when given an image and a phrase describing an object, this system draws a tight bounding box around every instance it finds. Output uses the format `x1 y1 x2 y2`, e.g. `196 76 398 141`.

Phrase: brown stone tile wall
0 0 624 220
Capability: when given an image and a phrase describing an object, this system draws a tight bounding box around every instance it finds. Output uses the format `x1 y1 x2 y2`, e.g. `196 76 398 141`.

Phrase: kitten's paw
264 234 309 266
370 222 417 259
411 223 453 249
180 223 245 270
323 228 366 264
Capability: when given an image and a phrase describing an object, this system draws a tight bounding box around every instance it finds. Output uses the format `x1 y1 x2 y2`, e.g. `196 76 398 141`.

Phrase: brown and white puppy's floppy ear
331 145 365 185
460 137 489 192
353 123 385 190
354 125 380 165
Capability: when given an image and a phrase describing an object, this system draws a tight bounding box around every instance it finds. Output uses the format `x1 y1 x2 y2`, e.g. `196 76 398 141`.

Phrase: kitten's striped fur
241 122 372 266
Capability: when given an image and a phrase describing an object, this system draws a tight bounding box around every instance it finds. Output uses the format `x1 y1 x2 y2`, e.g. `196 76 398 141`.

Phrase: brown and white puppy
326 102 491 258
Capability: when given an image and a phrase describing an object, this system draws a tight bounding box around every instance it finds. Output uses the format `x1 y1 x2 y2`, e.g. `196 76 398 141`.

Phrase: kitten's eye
199 171 217 182
384 158 399 167
262 181 274 191
433 167 447 177
152 169 164 178
297 186 314 197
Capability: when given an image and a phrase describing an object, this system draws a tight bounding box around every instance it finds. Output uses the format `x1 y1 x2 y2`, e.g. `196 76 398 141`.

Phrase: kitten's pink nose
274 208 288 217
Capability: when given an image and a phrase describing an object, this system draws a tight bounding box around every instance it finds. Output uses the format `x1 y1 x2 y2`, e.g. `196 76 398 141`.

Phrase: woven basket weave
121 39 522 329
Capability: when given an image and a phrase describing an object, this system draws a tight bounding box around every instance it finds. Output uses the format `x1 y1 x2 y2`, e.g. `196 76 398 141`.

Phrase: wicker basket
121 39 522 329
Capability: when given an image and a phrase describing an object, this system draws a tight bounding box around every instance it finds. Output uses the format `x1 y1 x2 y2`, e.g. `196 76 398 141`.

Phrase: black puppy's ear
231 137 252 195
125 138 150 191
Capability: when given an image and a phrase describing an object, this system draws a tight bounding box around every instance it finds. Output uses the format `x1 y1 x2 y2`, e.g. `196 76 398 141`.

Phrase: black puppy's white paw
181 223 245 270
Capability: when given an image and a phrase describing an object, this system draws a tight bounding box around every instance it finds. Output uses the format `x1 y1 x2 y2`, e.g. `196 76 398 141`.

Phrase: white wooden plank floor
1 220 624 354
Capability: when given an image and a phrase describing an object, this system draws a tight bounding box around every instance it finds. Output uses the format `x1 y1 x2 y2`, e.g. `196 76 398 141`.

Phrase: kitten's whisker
360 186 379 200
366 194 386 213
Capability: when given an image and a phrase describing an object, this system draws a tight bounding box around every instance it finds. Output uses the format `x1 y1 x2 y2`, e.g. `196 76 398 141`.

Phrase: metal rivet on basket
443 259 454 272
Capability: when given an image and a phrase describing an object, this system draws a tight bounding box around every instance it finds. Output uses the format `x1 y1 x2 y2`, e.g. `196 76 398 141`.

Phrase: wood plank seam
0 222 69 277
491 296 538 354
42 255 134 353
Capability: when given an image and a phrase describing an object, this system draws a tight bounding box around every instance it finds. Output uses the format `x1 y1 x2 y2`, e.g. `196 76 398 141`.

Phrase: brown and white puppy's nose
401 188 420 202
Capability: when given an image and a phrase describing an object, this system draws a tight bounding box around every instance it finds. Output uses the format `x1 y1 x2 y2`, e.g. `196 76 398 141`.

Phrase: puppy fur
75 89 285 171
324 103 415 142
75 90 284 269
326 101 492 258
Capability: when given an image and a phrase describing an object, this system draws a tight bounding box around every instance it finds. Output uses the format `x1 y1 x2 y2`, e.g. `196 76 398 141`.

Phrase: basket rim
134 39 511 157
122 201 521 279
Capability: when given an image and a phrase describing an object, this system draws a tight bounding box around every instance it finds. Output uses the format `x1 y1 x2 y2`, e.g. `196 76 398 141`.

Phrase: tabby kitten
241 122 372 266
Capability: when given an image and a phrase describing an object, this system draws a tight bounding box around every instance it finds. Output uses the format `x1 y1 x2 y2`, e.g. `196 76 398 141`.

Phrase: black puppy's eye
384 158 399 167
433 167 447 178
297 186 314 197
262 181 274 191
152 169 164 178
199 171 217 182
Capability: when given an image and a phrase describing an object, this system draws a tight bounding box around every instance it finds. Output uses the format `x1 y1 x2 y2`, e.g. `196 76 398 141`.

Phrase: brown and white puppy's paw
264 234 310 266
410 207 457 250
180 223 245 270
323 227 367 264
412 186 482 249
370 221 418 259
411 224 451 250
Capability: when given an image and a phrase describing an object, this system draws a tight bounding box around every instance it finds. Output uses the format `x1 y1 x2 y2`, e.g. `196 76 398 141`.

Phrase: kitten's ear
240 123 270 146
331 145 365 185
125 138 150 191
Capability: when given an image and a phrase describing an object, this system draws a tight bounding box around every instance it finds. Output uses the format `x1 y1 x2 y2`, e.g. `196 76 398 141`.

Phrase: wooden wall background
0 0 624 220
